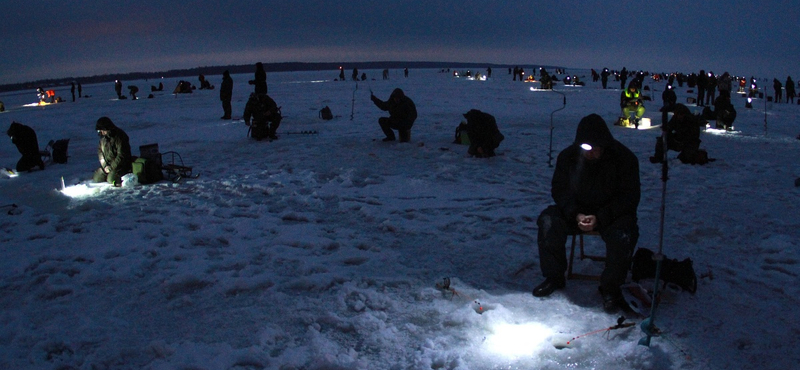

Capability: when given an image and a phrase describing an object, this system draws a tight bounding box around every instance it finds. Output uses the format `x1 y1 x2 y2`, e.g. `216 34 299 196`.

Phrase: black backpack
51 139 69 164
631 247 697 293
319 106 333 120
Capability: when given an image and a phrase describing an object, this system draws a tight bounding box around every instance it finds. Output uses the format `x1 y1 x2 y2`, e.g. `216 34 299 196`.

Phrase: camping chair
567 231 605 280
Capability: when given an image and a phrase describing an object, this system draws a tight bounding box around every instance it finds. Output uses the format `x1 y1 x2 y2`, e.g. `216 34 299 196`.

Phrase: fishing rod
639 131 669 347
548 90 566 167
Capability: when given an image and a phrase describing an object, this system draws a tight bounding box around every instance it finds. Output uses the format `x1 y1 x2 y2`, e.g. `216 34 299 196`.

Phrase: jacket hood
96 116 117 131
574 114 614 148
7 122 24 137
462 109 482 120
390 88 405 100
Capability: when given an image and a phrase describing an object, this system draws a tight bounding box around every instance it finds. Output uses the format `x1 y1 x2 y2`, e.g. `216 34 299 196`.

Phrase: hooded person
7 121 45 172
370 88 417 142
650 103 704 164
243 93 281 141
532 114 641 312
462 109 504 157
93 117 132 186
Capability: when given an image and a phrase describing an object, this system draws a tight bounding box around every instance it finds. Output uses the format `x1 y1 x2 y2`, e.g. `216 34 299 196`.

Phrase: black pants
536 205 638 293
16 154 43 172
379 117 412 141
222 100 232 118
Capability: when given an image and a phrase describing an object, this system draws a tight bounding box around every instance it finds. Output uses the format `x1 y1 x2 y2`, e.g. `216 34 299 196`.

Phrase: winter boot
649 138 665 164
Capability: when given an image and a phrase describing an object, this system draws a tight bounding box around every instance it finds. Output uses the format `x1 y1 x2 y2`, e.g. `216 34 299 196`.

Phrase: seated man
371 88 417 142
7 121 45 172
93 117 132 187
620 82 646 128
243 93 282 141
649 104 705 164
462 109 504 157
713 90 737 131
533 114 640 312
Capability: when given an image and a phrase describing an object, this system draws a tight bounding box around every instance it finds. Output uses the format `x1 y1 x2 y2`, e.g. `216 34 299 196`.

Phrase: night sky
1 0 798 85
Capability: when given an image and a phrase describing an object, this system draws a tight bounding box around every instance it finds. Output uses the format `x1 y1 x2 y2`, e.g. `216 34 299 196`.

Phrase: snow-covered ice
1 68 798 369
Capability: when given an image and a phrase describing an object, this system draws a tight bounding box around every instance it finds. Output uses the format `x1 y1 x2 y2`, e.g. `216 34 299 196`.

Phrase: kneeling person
462 109 504 157
371 88 417 142
7 121 45 172
93 117 132 187
244 93 282 141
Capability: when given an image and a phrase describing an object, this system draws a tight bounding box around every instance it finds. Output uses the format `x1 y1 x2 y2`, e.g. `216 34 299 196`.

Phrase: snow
1 69 799 370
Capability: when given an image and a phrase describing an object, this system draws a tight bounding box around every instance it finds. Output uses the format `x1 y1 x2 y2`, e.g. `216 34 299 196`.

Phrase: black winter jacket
552 115 640 230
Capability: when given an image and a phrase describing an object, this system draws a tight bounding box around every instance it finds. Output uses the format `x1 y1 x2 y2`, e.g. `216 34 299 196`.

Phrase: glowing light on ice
60 183 110 198
484 322 553 358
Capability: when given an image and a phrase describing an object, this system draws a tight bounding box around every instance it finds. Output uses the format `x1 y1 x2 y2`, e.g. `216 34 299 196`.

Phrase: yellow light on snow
484 322 554 359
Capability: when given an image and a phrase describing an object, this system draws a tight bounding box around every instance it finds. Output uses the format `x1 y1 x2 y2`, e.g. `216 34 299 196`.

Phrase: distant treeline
0 61 562 93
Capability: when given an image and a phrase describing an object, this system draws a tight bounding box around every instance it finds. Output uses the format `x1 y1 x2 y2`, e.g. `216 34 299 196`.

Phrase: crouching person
462 109 504 157
7 121 45 172
649 104 704 164
533 114 640 313
371 88 417 142
93 117 132 187
244 93 282 141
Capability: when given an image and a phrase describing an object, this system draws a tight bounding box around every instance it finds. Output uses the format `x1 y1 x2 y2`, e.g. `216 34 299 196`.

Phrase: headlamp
580 143 593 151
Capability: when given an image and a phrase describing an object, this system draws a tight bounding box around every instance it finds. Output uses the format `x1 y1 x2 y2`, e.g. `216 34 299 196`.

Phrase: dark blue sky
1 0 798 85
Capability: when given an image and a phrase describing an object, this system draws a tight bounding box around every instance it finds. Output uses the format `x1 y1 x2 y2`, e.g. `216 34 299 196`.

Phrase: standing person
249 62 267 94
6 121 45 172
487 67 492 78
243 93 282 141
717 72 732 97
619 67 628 89
220 70 233 119
370 88 417 142
705 72 717 106
338 66 345 81
601 68 610 89
70 82 76 102
696 70 707 106
404 68 409 78
114 80 123 99
93 117 132 187
786 76 796 104
773 78 783 103
532 114 640 312
352 68 359 81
